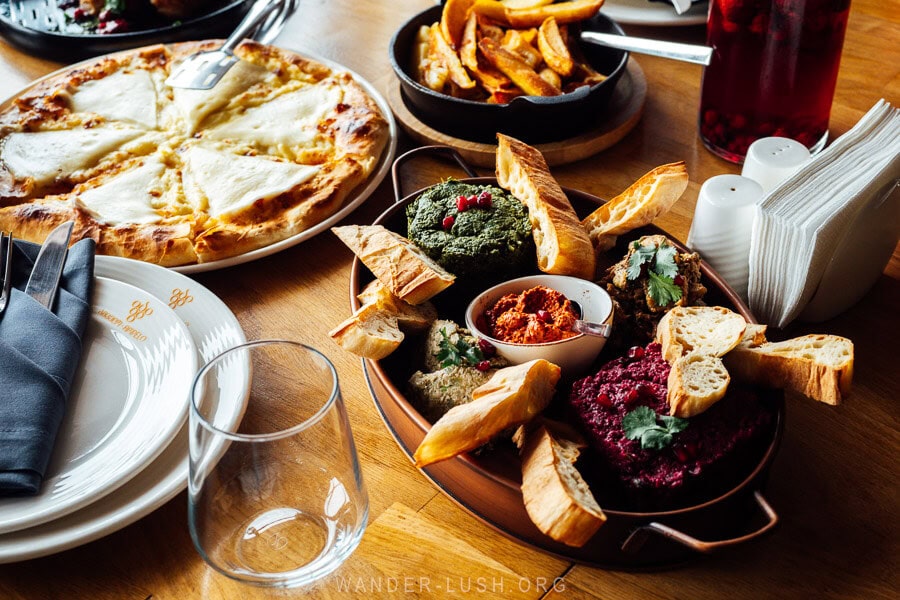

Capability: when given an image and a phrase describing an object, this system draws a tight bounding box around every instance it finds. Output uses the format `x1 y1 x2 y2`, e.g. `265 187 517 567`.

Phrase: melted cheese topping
205 84 342 149
172 59 273 134
183 145 319 219
1 126 144 186
74 157 166 225
70 69 159 129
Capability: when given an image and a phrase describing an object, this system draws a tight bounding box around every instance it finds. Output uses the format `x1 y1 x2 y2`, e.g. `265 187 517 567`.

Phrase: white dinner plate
602 0 708 26
0 257 246 563
173 51 398 274
0 277 196 534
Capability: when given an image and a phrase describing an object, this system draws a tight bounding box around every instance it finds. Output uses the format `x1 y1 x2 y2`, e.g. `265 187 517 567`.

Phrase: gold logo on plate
127 300 154 322
169 288 194 309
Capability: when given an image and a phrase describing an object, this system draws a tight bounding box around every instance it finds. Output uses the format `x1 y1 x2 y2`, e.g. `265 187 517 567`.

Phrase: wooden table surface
0 1 897 598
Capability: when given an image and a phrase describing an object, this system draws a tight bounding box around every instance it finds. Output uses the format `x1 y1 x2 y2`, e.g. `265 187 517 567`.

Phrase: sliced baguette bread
332 224 455 305
667 353 731 417
413 359 561 467
582 161 689 253
329 302 404 360
357 279 437 332
656 306 747 364
725 334 854 405
515 421 606 547
495 133 596 280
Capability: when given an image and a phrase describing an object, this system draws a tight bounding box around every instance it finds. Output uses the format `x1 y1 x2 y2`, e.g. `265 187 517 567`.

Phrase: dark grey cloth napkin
0 238 95 496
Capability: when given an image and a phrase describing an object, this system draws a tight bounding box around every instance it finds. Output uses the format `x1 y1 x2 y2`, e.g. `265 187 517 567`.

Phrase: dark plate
351 171 784 568
389 5 630 144
0 0 252 60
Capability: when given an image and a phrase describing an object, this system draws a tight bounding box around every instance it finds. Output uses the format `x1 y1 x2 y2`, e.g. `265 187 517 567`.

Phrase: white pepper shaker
741 137 812 194
687 175 765 302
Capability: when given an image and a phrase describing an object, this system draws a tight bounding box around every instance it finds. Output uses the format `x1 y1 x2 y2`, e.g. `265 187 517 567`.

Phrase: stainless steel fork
0 232 13 315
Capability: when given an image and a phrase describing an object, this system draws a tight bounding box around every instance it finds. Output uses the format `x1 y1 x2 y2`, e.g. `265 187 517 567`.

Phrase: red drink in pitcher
699 0 851 163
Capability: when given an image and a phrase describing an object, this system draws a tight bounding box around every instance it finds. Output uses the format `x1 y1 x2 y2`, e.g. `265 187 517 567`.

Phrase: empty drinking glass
188 340 367 588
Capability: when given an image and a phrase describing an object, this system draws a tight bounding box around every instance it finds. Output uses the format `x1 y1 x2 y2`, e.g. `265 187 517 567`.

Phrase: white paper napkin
747 100 900 327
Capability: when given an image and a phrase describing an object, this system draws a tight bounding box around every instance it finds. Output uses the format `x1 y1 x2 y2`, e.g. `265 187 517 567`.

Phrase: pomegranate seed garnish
674 447 690 462
624 389 640 404
98 8 113 20
476 190 492 208
441 215 455 231
627 346 645 360
536 309 552 323
477 338 496 357
684 441 698 459
595 392 613 408
72 7 87 20
635 383 651 398
673 274 685 286
475 360 491 372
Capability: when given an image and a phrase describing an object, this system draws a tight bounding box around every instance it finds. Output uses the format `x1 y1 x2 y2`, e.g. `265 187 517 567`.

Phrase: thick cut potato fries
417 0 606 102
474 0 604 28
479 38 561 96
538 17 574 76
441 0 476 49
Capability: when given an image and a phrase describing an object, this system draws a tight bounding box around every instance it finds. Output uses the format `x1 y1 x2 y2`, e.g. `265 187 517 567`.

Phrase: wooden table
0 1 897 598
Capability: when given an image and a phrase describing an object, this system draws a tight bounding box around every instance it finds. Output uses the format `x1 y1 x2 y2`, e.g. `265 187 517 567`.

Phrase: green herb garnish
626 240 684 306
105 0 126 13
622 406 688 451
626 241 657 279
436 328 484 368
647 271 683 307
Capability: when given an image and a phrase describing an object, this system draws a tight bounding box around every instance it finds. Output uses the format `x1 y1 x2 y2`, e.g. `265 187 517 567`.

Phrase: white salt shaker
687 175 764 302
741 137 812 193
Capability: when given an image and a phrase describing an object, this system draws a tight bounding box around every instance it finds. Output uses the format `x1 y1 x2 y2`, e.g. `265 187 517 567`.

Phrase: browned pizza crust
193 158 367 263
0 197 198 266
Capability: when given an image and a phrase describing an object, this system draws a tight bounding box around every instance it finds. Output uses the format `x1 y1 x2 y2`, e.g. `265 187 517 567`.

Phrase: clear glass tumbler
699 0 851 163
188 340 368 588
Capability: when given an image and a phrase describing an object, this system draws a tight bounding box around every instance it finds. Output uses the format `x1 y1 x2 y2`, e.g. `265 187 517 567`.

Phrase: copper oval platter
352 174 784 569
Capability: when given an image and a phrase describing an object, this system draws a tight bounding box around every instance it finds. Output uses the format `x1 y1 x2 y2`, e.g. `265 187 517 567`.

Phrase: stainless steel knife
580 31 713 66
24 221 74 309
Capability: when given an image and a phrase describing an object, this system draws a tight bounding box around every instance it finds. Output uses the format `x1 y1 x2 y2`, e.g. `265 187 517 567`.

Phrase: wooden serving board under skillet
388 60 647 168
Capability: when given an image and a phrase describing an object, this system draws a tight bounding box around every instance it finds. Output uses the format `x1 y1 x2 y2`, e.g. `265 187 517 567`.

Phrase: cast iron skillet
0 0 252 60
389 5 630 144
352 146 784 569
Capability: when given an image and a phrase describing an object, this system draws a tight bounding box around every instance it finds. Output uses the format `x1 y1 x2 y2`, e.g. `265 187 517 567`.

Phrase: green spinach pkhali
406 180 534 278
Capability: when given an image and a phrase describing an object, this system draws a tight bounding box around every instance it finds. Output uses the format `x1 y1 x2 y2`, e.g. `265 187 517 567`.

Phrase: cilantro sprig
436 328 484 368
626 240 684 307
622 406 688 451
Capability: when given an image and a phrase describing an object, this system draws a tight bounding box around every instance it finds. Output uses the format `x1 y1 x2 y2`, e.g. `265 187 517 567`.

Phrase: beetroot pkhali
567 342 773 494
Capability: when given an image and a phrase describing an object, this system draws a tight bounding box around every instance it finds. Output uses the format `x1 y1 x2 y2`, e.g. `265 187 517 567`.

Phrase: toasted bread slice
667 353 731 417
656 306 747 364
333 224 455 305
515 421 606 547
413 359 561 467
582 161 689 252
725 334 854 405
357 279 437 333
495 134 595 279
329 302 404 360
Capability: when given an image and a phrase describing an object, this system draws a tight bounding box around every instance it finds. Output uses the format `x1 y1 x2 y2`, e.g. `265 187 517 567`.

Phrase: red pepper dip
485 285 579 344
567 342 775 505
